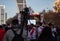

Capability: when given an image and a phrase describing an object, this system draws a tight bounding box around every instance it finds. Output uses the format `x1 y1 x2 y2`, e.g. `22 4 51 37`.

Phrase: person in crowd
27 24 36 41
27 25 31 41
2 24 10 32
3 19 27 41
7 23 12 28
37 22 44 38
50 23 57 41
0 25 5 41
38 23 54 41
37 22 44 41
56 26 60 41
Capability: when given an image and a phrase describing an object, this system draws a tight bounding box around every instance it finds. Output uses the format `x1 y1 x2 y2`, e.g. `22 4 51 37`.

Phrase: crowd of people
0 19 60 41
27 22 60 41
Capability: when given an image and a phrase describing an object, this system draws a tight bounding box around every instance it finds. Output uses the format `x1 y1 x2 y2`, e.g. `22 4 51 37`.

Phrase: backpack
12 29 24 41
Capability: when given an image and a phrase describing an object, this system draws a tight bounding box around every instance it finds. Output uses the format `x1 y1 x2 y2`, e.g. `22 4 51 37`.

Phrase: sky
0 0 55 19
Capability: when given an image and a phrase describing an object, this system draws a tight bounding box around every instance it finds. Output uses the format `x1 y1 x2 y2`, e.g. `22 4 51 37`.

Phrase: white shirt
28 27 36 40
38 26 44 37
51 27 57 37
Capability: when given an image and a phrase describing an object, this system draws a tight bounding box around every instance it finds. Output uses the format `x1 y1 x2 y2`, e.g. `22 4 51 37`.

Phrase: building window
1 21 4 24
1 9 4 14
1 15 4 21
1 19 4 21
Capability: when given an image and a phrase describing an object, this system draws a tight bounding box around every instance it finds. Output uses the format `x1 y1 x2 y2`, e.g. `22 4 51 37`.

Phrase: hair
2 24 6 27
0 25 2 28
39 22 42 26
12 19 18 25
48 23 53 26
30 24 34 27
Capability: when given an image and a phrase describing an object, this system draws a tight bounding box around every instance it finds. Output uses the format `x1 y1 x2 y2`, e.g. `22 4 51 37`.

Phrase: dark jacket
38 26 53 41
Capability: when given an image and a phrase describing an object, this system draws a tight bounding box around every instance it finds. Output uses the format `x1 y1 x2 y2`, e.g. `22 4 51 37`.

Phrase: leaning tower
16 0 26 12
54 0 60 13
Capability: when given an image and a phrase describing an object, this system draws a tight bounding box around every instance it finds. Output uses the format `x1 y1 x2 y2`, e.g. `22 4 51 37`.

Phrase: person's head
0 25 2 29
2 24 7 27
39 22 42 26
12 19 18 25
12 19 19 28
7 23 10 26
48 23 53 28
37 22 42 27
29 24 34 29
30 24 34 27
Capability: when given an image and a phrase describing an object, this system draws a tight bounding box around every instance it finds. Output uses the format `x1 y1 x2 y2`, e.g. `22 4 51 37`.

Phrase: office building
0 5 7 25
